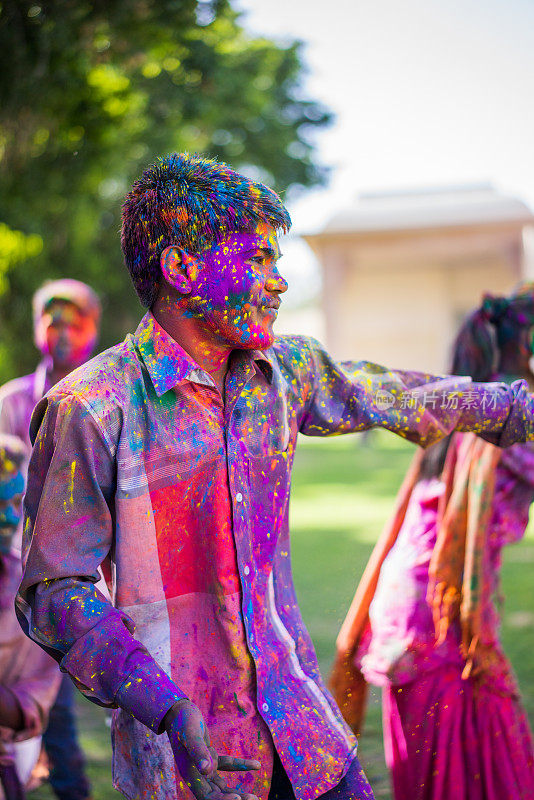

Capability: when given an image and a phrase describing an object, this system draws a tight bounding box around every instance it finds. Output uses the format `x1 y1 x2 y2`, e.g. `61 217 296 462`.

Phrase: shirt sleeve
5 644 62 743
16 393 186 734
298 338 534 447
0 384 20 438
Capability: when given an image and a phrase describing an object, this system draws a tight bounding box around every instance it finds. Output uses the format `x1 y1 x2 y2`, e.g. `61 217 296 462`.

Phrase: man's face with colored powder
0 464 24 555
35 300 98 371
186 222 287 350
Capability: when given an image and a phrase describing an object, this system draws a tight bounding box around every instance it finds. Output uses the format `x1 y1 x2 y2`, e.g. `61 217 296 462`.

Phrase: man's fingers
182 733 214 775
203 775 240 800
217 756 261 772
210 773 258 800
173 738 213 777
177 761 237 800
167 703 215 775
193 781 239 800
209 773 242 797
183 772 212 799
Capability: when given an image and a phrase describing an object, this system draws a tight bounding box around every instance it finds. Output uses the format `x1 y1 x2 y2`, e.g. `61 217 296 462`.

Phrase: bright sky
235 0 534 308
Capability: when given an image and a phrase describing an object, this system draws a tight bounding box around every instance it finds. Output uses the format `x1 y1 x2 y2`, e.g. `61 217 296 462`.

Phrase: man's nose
265 271 288 294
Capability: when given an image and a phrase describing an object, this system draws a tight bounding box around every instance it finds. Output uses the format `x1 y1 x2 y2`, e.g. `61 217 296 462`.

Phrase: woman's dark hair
419 284 534 480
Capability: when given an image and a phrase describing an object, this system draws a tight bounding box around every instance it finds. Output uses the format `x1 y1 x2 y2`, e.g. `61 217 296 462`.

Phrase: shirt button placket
229 448 255 657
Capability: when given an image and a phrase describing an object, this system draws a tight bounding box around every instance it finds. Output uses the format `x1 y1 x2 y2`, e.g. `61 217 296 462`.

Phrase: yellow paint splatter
63 460 76 513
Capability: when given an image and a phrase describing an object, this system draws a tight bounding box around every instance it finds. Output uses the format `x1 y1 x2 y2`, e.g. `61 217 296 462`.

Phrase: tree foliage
0 0 331 380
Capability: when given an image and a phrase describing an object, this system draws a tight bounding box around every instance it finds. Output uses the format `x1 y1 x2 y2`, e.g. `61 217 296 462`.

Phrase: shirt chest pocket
117 413 225 497
233 388 292 457
245 448 293 567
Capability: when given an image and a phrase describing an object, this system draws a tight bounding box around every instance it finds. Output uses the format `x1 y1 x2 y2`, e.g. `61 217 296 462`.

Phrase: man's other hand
164 698 261 800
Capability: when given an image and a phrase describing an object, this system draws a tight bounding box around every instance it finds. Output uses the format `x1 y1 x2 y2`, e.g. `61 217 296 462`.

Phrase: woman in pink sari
331 285 534 800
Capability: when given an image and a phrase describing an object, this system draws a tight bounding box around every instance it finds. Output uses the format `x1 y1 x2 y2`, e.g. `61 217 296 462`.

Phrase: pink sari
331 435 534 800
384 664 534 800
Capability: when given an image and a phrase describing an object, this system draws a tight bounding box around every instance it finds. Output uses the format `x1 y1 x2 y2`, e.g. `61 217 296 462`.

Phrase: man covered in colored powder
0 434 61 800
16 154 534 800
0 279 100 800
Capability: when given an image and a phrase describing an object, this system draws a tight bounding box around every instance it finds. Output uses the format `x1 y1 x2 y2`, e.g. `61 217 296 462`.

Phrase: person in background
331 285 534 800
0 278 101 459
0 279 100 800
0 434 61 800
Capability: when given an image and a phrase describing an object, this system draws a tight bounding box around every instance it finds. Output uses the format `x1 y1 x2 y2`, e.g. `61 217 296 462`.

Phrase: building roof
317 184 534 236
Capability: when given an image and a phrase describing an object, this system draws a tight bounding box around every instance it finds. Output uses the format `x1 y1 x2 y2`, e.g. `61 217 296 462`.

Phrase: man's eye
248 256 264 264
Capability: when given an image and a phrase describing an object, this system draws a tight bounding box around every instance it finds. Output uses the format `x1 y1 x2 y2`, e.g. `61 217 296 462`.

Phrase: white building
303 185 534 372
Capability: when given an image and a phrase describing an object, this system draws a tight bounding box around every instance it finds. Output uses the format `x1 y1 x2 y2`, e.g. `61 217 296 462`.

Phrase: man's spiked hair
121 153 291 307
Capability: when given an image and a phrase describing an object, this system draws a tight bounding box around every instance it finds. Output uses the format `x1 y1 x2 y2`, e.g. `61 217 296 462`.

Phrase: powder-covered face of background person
185 222 288 350
35 299 98 371
0 466 24 555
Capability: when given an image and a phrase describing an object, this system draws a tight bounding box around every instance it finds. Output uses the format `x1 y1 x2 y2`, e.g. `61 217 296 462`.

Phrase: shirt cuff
473 380 534 447
114 653 187 734
499 379 534 447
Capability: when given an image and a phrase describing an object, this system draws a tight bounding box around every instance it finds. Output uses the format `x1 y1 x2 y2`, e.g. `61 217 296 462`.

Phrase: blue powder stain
288 743 303 763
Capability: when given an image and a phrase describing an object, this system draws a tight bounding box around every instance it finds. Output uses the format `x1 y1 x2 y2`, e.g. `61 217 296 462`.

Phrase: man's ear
160 246 202 294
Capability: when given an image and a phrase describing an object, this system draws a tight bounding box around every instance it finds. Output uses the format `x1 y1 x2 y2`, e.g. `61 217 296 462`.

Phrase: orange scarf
330 433 506 734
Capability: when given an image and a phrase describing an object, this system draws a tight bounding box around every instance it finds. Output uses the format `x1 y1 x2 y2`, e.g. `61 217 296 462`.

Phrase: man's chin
240 327 274 350
210 319 274 350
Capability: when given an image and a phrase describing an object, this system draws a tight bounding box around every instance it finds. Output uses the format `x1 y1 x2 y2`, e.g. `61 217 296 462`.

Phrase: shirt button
262 702 269 713
243 565 250 576
235 492 243 502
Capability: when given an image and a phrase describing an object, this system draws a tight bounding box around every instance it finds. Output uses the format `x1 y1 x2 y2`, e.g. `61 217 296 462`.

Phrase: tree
0 0 331 380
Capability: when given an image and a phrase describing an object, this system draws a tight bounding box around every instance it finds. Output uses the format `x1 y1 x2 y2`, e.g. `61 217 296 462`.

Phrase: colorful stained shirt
17 312 534 800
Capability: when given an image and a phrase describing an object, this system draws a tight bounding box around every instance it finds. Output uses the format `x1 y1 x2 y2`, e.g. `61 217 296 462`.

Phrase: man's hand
164 699 261 800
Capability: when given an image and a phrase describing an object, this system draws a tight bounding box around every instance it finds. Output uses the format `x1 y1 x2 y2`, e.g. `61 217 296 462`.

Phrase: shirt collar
34 356 53 402
134 312 273 397
250 351 273 383
229 345 273 384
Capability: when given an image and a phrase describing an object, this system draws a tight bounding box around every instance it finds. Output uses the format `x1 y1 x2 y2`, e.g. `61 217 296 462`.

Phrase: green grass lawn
31 432 534 799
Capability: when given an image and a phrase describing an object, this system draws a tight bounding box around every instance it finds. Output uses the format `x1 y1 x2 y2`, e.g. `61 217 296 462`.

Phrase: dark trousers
268 750 296 800
268 750 374 800
43 675 91 800
0 764 26 800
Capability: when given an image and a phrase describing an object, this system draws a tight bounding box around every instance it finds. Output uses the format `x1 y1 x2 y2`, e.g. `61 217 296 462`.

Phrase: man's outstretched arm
17 393 259 800
295 337 534 447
